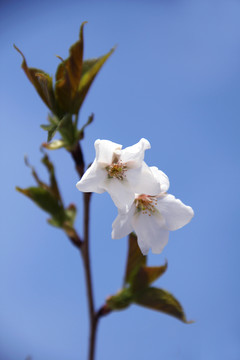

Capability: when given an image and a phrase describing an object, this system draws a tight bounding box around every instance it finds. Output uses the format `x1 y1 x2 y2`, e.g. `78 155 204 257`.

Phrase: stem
81 192 94 320
71 142 85 178
71 141 111 360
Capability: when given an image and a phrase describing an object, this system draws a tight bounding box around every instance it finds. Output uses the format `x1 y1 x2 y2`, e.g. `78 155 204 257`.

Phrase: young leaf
55 22 86 113
133 287 190 323
73 47 115 113
142 262 168 285
41 153 62 202
14 45 55 111
40 123 58 142
42 139 66 150
16 186 65 225
130 262 168 292
106 288 133 311
124 232 146 285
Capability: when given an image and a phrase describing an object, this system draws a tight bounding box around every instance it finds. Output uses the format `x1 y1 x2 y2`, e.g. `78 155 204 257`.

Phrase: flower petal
132 211 169 255
95 139 122 165
128 162 160 195
104 178 135 210
156 194 194 231
120 138 150 168
111 205 135 239
76 160 106 193
150 166 170 193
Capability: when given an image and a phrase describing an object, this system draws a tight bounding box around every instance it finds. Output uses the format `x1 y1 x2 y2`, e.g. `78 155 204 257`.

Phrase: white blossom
76 139 160 210
112 166 194 255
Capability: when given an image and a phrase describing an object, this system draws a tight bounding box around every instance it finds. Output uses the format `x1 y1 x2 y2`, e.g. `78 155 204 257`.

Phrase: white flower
76 139 160 210
112 166 194 255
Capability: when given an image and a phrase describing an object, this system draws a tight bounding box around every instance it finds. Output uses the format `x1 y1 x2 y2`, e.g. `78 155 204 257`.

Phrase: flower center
135 194 158 216
106 161 128 180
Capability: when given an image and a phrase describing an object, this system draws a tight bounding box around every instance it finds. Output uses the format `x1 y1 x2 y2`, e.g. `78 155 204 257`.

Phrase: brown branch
71 141 111 360
70 142 85 178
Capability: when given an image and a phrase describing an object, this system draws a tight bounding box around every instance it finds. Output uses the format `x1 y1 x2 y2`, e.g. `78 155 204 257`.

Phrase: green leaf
57 114 77 147
133 287 190 323
16 186 65 225
55 22 86 113
106 288 133 311
40 123 58 142
124 233 146 285
14 45 55 112
73 46 115 113
41 153 61 201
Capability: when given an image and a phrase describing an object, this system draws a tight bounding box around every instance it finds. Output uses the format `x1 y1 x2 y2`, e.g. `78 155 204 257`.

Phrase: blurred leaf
134 287 189 323
40 123 58 142
16 186 65 225
131 262 168 292
42 139 66 150
41 153 61 201
57 114 77 147
55 22 86 113
78 113 94 140
14 45 55 111
106 288 133 311
64 203 77 227
124 233 146 285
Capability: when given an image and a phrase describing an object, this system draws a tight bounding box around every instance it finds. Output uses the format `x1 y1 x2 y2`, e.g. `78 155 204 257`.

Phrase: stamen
106 160 128 180
135 194 158 216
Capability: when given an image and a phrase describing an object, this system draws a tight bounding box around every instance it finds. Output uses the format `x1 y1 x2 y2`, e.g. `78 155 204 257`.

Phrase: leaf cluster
14 23 115 150
106 233 191 323
16 153 80 245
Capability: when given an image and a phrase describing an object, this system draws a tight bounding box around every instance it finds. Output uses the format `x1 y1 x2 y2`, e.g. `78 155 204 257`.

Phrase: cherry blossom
112 166 194 255
76 139 160 210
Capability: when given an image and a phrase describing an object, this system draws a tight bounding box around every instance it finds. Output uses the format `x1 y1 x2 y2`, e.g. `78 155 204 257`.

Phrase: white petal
95 139 122 165
111 205 135 239
130 162 161 195
132 211 169 255
156 194 194 231
104 178 135 210
120 138 150 168
76 160 106 194
150 166 170 193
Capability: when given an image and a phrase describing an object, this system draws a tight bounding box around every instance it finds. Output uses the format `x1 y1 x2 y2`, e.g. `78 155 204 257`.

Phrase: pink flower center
135 194 158 216
106 161 128 180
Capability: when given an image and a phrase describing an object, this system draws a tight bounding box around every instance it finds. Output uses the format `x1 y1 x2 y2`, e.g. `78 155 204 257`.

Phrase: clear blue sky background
1 0 240 359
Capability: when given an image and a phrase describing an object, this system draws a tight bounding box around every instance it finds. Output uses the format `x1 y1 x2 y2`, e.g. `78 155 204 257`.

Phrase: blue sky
1 0 240 359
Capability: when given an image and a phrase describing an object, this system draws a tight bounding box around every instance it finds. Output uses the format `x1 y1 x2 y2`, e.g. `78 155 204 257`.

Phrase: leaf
57 114 77 147
42 139 66 150
40 123 58 142
73 46 115 113
124 233 146 285
106 288 133 311
55 22 86 113
14 45 55 112
143 262 168 284
131 261 168 292
41 153 61 201
64 204 77 227
16 186 65 225
133 287 190 323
